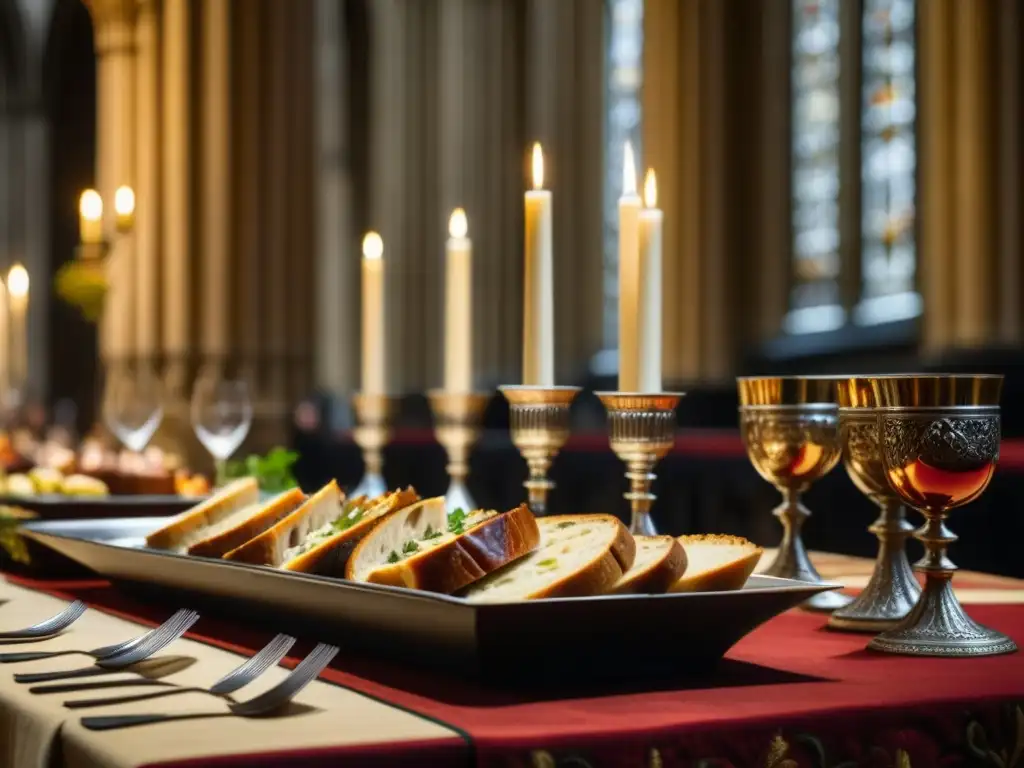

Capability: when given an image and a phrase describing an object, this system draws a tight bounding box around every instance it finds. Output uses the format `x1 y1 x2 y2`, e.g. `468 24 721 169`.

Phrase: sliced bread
348 501 540 594
670 534 762 593
145 478 260 552
462 514 636 602
224 482 420 576
610 535 688 594
186 487 307 559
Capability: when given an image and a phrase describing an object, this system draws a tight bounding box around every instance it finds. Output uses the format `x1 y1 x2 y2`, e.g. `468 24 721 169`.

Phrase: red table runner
9 574 1024 768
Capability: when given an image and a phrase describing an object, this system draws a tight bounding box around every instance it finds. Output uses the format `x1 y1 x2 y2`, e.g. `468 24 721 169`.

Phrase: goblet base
868 575 1018 657
350 472 387 500
444 480 476 515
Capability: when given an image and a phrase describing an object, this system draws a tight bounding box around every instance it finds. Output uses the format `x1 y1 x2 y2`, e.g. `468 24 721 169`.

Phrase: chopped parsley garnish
423 524 443 540
556 521 575 529
402 540 420 554
448 508 467 535
537 558 558 568
387 550 400 563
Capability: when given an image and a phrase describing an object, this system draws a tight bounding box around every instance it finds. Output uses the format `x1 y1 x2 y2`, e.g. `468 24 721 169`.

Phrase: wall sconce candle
114 186 136 233
79 190 103 244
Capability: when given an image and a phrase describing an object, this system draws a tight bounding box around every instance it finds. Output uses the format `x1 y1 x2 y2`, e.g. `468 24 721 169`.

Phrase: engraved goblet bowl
738 376 851 612
827 376 921 632
868 374 1016 656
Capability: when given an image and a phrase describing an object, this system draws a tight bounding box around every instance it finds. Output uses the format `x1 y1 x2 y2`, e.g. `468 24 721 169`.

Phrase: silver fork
0 609 197 663
61 633 296 708
15 610 199 684
80 643 339 731
0 601 87 640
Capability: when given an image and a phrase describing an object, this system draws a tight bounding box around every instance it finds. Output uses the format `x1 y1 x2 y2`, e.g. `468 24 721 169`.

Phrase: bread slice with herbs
145 478 261 553
224 482 420 576
186 487 307 559
670 534 762 593
610 535 687 594
462 514 636 602
347 500 540 594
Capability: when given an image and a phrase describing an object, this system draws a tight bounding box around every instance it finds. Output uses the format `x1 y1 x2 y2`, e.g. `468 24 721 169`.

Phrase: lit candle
79 190 103 245
618 142 642 392
361 232 386 395
6 264 28 396
114 185 136 233
445 208 473 392
523 143 554 386
0 279 8 400
637 169 663 392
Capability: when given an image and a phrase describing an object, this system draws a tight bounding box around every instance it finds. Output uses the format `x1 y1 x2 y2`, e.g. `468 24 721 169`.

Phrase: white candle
7 264 28 396
618 142 642 391
445 208 473 392
79 190 103 245
0 280 9 400
114 185 136 233
637 169 663 392
523 143 555 386
361 232 386 395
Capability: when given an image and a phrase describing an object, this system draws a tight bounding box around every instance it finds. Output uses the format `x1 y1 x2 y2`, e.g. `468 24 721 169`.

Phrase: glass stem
214 458 228 489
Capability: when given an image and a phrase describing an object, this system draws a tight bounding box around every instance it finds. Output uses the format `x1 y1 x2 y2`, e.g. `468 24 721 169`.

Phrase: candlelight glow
644 169 657 208
531 143 544 190
449 208 468 239
7 264 28 299
114 186 136 216
362 232 384 260
623 142 637 196
79 189 103 222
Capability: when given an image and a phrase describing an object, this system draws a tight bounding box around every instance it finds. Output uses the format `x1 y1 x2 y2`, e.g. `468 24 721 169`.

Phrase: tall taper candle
6 264 28 397
361 232 386 395
445 209 473 392
618 142 641 391
523 143 554 386
637 169 663 392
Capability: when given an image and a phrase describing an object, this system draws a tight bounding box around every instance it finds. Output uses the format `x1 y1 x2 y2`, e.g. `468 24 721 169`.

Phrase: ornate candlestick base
351 393 393 499
428 390 490 513
596 392 683 536
828 501 921 632
499 386 581 516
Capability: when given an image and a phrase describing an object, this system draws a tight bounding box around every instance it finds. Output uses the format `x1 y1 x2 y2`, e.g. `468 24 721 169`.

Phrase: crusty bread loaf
224 482 420 576
145 478 260 552
670 534 761 593
610 535 687 594
350 502 540 594
186 488 306 559
463 514 636 602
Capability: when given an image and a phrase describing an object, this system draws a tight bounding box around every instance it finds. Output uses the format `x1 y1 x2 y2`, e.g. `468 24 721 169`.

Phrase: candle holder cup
351 392 393 499
738 376 853 613
499 385 581 516
596 392 683 536
867 374 1016 657
428 390 490 513
827 376 921 632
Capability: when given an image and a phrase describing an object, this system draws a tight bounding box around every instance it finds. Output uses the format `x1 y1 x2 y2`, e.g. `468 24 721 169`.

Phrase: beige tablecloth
0 580 457 768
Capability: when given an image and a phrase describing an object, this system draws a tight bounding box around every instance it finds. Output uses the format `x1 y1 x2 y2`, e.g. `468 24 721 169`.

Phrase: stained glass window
602 0 643 349
855 0 920 325
787 0 844 335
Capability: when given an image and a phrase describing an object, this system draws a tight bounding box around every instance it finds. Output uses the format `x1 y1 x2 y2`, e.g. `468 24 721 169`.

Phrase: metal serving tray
21 516 840 684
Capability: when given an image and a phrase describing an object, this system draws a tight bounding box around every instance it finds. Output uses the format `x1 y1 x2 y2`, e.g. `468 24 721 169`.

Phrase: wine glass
191 377 252 487
103 370 164 454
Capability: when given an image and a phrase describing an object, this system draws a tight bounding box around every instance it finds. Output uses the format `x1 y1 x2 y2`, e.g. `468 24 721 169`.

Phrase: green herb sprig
225 447 299 492
448 508 467 535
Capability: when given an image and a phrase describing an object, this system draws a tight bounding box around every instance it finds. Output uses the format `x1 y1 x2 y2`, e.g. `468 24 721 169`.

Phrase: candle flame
362 231 384 260
79 189 103 221
7 264 29 298
449 208 468 239
114 186 136 216
531 143 544 190
644 169 657 208
623 142 637 196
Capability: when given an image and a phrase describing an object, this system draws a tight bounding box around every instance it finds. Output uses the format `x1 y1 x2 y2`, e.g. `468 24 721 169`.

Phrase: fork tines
0 600 87 640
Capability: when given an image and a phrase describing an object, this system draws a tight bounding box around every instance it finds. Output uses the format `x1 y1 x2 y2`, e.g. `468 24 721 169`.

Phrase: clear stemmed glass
191 377 253 487
103 369 164 454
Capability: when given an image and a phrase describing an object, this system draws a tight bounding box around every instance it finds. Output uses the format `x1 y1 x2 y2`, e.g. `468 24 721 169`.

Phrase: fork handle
65 686 203 709
82 713 199 731
0 650 84 663
15 667 119 684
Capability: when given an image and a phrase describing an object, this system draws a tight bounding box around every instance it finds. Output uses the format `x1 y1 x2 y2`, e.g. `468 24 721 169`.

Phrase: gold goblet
738 376 852 612
868 374 1016 656
428 390 490 514
351 392 393 498
499 385 581 516
828 377 921 632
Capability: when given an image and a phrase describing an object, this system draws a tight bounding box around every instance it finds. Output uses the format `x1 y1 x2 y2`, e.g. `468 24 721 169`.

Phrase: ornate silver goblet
827 376 921 632
738 376 853 612
868 374 1016 657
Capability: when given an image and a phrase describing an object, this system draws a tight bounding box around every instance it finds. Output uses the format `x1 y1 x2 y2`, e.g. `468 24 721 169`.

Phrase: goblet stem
214 458 228 489
624 456 658 536
869 510 1017 656
523 454 554 517
765 488 852 612
828 500 921 632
